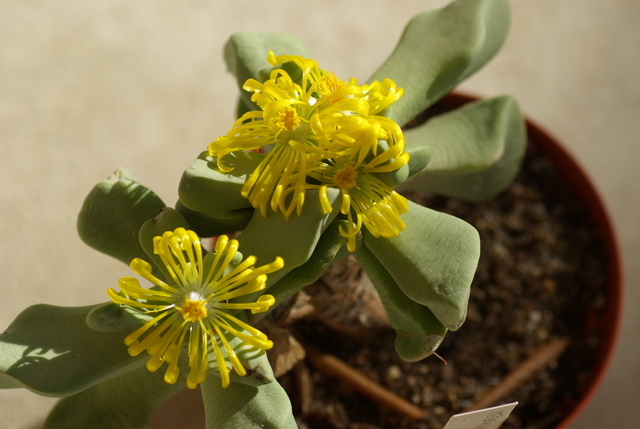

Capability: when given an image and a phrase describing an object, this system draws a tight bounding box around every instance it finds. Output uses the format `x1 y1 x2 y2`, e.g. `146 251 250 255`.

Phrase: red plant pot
440 92 623 428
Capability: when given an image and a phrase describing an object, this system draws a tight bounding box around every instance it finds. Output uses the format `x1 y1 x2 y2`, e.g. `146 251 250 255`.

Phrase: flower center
275 106 300 132
177 295 208 323
333 165 358 189
317 75 345 97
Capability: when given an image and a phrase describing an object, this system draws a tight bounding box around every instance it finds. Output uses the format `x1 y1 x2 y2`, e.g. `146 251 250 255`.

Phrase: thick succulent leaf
238 188 341 286
0 304 144 396
77 168 165 265
363 201 479 330
225 342 275 387
369 0 510 126
399 95 526 201
403 143 433 178
250 219 350 323
179 151 260 214
42 363 184 429
224 32 309 112
86 302 145 333
176 200 253 238
191 329 277 388
201 375 297 429
374 163 410 188
355 246 447 362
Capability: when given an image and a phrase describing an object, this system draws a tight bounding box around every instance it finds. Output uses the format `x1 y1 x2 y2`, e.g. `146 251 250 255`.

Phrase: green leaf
86 302 145 333
176 200 253 238
42 363 184 429
199 330 278 388
0 304 143 396
225 342 275 387
369 0 511 126
355 245 447 362
39 332 278 428
374 163 410 189
178 151 259 214
363 201 480 330
399 95 526 201
224 32 309 112
77 168 165 265
201 376 297 429
238 188 341 286
250 219 350 323
403 143 433 178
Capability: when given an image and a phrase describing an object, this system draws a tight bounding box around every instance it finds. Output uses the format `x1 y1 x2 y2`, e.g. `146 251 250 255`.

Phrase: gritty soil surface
279 137 611 428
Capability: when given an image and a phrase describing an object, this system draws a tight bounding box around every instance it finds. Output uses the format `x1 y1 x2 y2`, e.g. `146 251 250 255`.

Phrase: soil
277 135 610 428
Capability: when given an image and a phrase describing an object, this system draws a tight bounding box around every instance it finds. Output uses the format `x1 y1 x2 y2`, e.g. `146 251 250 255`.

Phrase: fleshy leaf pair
1 1 526 428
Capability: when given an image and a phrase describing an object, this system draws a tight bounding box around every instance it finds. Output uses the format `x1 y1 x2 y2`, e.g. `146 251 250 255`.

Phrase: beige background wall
1 1 638 427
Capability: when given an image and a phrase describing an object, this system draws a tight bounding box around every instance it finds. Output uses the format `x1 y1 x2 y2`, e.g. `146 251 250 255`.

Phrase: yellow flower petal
108 229 282 389
208 51 405 220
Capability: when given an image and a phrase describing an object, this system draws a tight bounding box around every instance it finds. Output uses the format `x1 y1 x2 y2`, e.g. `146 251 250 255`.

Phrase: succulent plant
0 0 525 427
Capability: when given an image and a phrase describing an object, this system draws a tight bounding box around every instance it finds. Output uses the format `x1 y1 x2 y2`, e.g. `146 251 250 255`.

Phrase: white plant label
442 402 518 429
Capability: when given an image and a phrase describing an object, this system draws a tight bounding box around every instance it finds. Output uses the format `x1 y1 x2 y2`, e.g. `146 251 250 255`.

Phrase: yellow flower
310 141 410 252
107 228 283 389
208 51 404 220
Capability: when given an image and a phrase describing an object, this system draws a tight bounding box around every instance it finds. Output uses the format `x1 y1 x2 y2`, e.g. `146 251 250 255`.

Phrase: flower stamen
176 296 208 323
333 165 358 189
108 228 283 389
275 106 300 132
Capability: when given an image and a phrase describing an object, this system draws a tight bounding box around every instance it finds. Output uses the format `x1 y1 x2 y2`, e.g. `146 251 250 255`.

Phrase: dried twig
304 343 427 421
466 337 571 412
